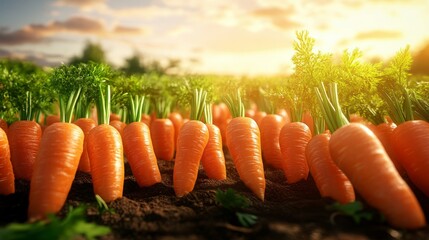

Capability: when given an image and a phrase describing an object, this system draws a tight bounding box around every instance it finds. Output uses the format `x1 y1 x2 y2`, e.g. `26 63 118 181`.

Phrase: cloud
54 0 106 10
250 6 300 30
0 16 144 45
355 30 403 40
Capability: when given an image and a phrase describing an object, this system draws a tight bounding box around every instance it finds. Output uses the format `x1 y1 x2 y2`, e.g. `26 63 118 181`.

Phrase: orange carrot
252 111 267 127
173 89 210 196
0 128 14 195
110 119 126 140
225 91 265 200
213 102 231 146
73 118 96 173
301 110 314 136
168 112 184 150
259 114 286 169
88 85 124 202
123 121 161 187
330 123 425 229
200 103 226 180
316 83 425 229
306 133 355 204
150 118 175 161
0 119 8 135
371 121 406 176
45 114 61 126
227 117 265 200
7 120 42 180
173 120 209 196
109 113 121 122
28 122 84 219
393 120 429 198
141 114 151 128
279 122 312 183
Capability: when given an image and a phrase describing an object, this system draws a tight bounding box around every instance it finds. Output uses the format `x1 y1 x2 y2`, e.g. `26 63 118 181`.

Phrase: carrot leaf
215 189 258 228
327 201 381 225
0 205 110 240
190 88 207 121
224 90 245 118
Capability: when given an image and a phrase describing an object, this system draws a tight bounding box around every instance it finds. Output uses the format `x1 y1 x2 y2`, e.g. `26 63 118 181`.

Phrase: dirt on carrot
1 151 429 239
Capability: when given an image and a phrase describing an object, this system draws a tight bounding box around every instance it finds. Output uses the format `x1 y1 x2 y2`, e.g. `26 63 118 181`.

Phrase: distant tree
120 52 181 76
411 42 429 75
120 53 146 75
69 41 106 65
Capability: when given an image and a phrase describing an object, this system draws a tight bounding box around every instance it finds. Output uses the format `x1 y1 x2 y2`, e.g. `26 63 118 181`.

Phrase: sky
0 0 428 76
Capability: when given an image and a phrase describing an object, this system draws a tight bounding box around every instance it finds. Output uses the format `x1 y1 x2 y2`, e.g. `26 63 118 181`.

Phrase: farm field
2 152 429 240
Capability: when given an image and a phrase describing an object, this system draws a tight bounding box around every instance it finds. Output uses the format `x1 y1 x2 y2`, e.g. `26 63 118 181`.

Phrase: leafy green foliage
0 59 54 122
224 90 245 118
215 189 258 228
327 201 380 224
0 205 110 240
95 194 115 215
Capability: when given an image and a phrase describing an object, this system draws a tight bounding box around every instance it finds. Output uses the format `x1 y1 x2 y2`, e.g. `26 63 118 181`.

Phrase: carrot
109 113 121 122
279 122 312 183
200 103 226 180
259 114 286 169
371 122 406 176
301 110 314 136
45 114 61 126
316 82 425 229
150 99 175 161
212 102 231 146
150 119 175 161
330 123 425 229
252 111 267 127
87 85 124 202
174 89 209 196
393 120 429 198
0 128 14 195
306 133 355 204
73 118 96 173
0 119 8 135
110 119 126 140
224 91 265 201
141 114 151 128
7 120 42 181
168 111 184 150
123 95 161 187
28 122 84 219
28 73 84 219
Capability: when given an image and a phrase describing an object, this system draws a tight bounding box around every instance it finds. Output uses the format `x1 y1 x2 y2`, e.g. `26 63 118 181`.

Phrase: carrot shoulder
226 117 265 201
0 128 14 195
330 123 425 229
28 123 84 219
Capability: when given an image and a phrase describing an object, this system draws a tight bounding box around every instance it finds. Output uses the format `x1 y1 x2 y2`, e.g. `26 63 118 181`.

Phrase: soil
1 150 429 240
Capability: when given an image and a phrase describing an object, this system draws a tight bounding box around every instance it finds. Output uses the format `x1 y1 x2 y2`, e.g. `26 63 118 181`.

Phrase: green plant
0 205 110 240
215 189 258 227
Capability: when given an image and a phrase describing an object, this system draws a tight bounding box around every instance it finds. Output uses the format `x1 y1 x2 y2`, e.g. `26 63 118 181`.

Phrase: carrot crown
96 84 111 125
224 90 245 118
127 95 146 123
190 88 207 121
154 98 172 119
203 103 213 125
315 82 349 133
